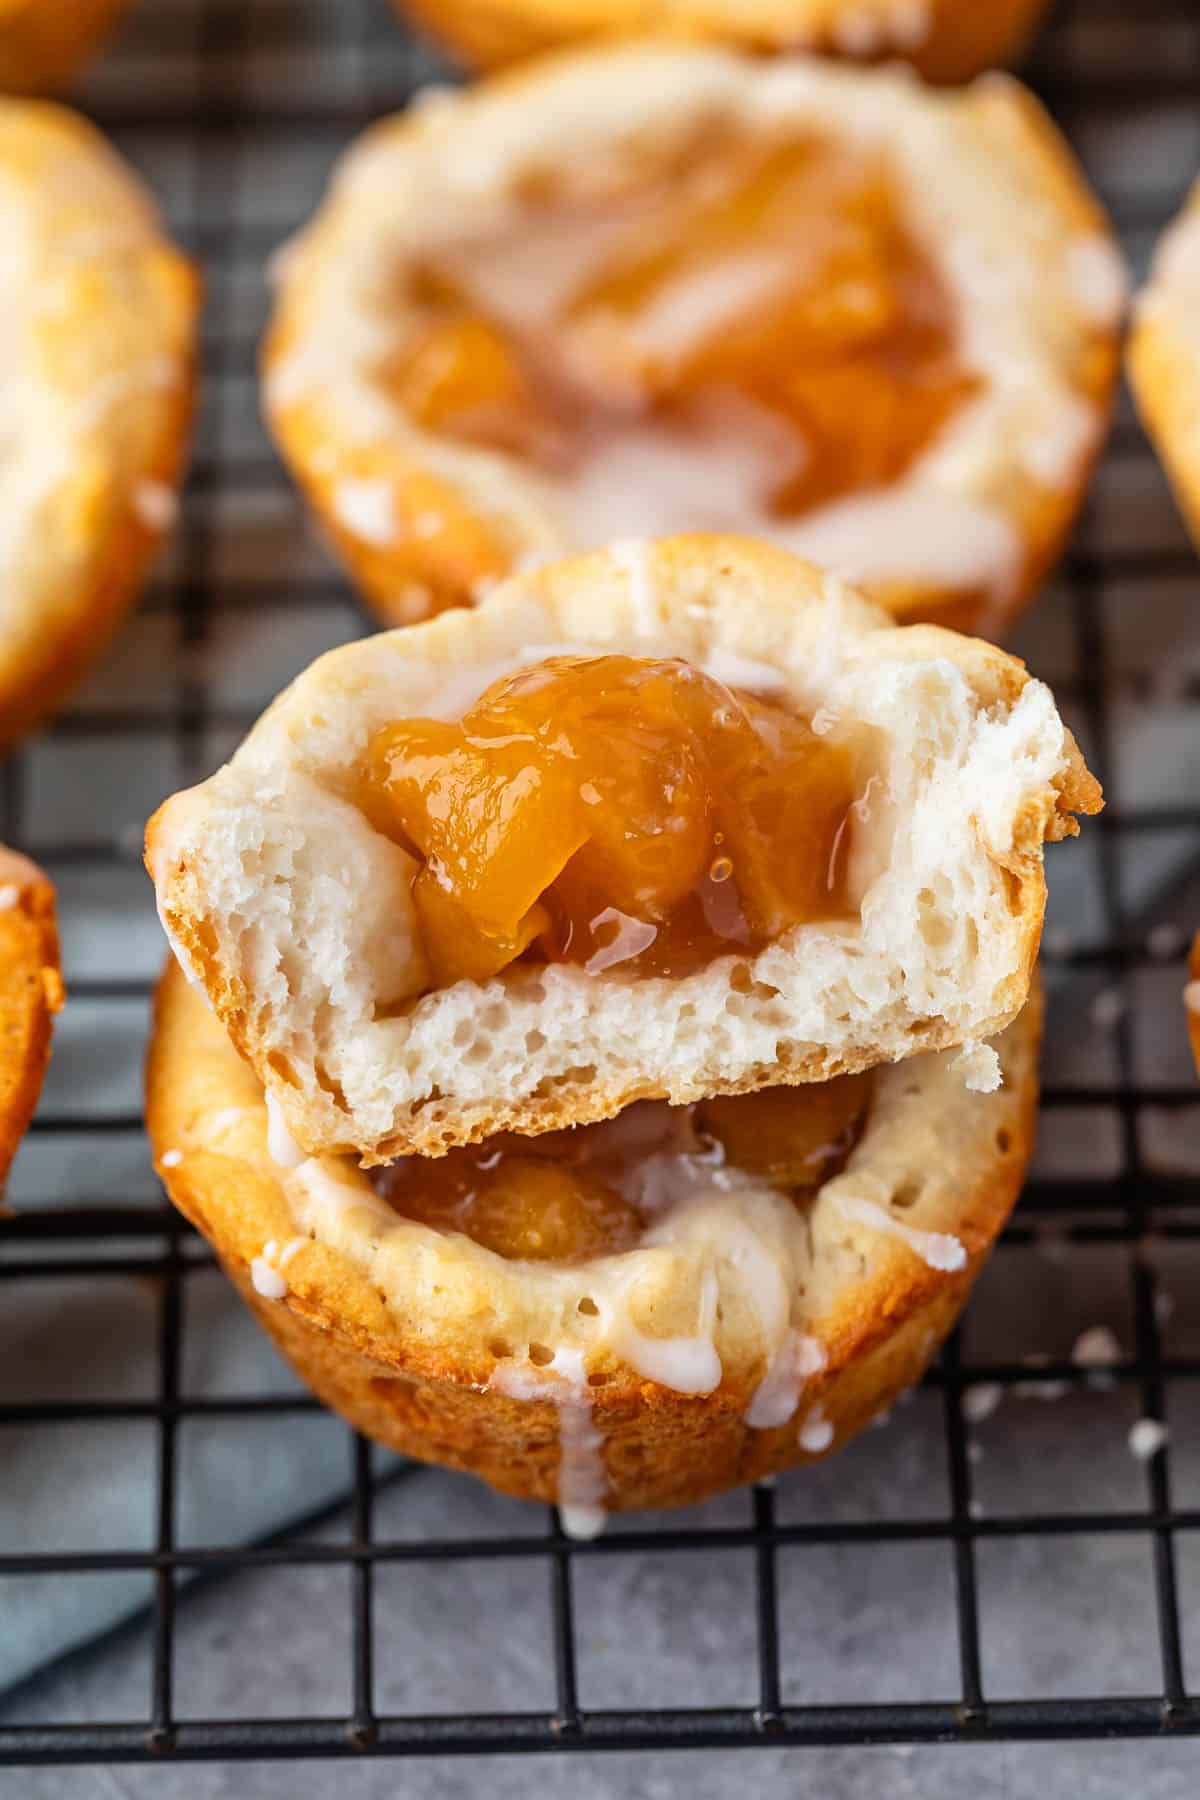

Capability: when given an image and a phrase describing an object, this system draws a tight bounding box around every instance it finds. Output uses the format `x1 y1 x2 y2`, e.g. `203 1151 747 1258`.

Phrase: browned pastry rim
0 850 62 1190
147 959 1040 1516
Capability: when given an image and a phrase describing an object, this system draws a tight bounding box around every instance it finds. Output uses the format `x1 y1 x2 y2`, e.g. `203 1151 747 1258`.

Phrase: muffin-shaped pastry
395 0 1051 84
0 848 62 1189
263 46 1124 638
148 958 1040 1522
147 537 1099 1162
1129 177 1200 552
0 0 128 94
0 101 198 749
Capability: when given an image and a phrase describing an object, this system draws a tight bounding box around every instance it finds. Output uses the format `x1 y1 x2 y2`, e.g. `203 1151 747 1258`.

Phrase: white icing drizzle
746 1331 826 1429
700 648 787 694
564 415 805 554
279 1236 308 1268
798 1404 834 1452
160 1148 183 1169
265 1092 307 1170
206 1105 254 1132
778 489 1022 599
251 1240 289 1300
333 477 396 546
0 885 18 910
1183 980 1200 1014
291 1157 399 1233
600 1267 722 1395
834 1192 967 1273
267 52 1127 606
625 251 795 361
490 1345 607 1538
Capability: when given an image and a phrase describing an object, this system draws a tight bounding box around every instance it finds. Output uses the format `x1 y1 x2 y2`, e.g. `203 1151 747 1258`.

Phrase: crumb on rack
1128 1418 1168 1460
963 1382 1003 1424
1071 1325 1121 1367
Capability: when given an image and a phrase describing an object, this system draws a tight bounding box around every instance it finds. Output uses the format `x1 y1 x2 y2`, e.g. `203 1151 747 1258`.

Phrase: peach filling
374 1072 872 1262
381 132 976 524
363 654 866 989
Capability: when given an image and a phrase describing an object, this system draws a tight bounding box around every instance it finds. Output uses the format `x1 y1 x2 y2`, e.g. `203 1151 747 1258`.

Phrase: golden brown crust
0 101 199 750
263 46 1121 644
147 957 1040 1512
146 535 1099 1161
0 851 62 1191
0 0 128 93
396 0 1050 84
1128 178 1200 554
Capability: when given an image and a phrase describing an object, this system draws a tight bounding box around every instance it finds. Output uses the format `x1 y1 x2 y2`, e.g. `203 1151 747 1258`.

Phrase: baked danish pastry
147 537 1098 1163
263 45 1123 638
147 958 1039 1520
0 0 128 94
394 0 1051 84
0 101 197 748
1129 177 1200 552
1187 933 1200 1078
0 848 62 1190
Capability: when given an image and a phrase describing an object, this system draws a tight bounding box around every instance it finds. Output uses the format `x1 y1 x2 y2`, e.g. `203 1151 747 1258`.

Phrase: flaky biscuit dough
148 536 1097 1162
263 44 1123 639
148 961 1039 1515
0 101 198 748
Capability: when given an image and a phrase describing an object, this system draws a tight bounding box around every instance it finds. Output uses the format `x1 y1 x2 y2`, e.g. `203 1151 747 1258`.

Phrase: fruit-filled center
363 653 867 988
373 1072 872 1261
383 129 976 527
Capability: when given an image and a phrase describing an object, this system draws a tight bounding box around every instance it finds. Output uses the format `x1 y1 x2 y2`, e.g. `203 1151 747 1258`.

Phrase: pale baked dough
0 101 198 748
263 44 1124 639
147 958 1040 1516
147 536 1098 1162
1128 176 1200 553
0 847 62 1191
395 0 1051 84
0 0 128 94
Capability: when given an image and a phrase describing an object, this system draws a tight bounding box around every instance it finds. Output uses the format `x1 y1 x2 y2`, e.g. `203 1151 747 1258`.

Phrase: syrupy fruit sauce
381 131 975 525
363 653 866 988
374 1072 873 1262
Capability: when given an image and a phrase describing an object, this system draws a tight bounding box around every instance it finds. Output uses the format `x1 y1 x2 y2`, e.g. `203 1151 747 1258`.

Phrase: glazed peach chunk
381 133 976 525
364 654 863 989
376 1077 872 1262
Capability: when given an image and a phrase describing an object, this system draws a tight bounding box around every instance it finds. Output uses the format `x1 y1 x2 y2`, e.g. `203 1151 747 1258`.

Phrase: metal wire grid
0 0 1199 1766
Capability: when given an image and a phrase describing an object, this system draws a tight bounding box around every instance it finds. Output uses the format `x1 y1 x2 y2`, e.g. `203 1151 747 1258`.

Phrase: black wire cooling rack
2 0 1200 1769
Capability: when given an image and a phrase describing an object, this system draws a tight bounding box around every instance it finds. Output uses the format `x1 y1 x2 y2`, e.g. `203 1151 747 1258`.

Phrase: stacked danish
147 536 1098 1524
